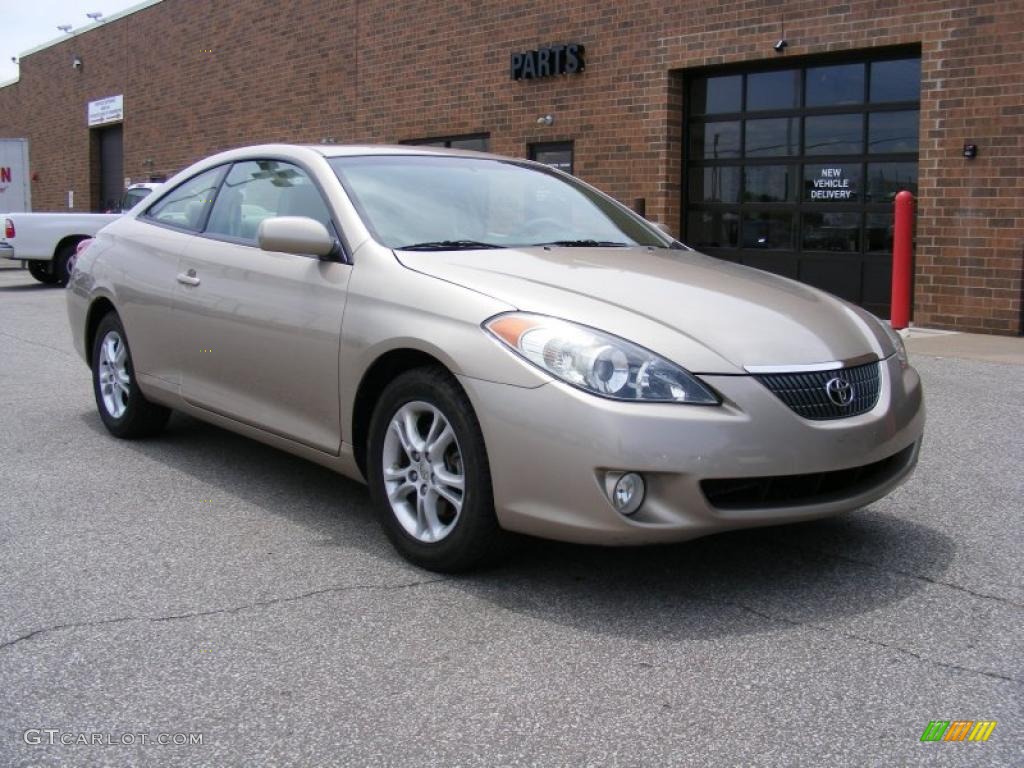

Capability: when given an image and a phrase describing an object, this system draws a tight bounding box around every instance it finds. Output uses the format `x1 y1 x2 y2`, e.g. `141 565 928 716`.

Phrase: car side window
144 167 224 231
204 160 333 244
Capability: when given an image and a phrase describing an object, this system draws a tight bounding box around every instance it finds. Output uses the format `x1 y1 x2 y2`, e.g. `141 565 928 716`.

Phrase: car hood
395 246 893 374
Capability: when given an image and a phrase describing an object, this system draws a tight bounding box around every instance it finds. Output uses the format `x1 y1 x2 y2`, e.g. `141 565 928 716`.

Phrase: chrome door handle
176 270 200 286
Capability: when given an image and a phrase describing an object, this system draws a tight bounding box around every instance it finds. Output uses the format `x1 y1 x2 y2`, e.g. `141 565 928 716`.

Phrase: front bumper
459 354 924 545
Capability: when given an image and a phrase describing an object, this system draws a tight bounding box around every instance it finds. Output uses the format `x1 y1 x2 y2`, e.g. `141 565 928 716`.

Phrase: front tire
27 260 59 285
367 367 506 572
91 312 171 438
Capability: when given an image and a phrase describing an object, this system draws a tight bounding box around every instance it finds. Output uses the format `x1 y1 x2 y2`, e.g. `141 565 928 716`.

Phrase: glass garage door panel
799 256 862 302
862 258 895 317
687 210 739 249
742 212 793 250
744 251 799 279
685 51 920 314
690 166 741 203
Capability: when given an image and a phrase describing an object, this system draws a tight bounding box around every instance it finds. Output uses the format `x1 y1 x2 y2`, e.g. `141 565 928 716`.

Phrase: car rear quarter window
204 160 332 244
144 167 225 231
118 187 153 212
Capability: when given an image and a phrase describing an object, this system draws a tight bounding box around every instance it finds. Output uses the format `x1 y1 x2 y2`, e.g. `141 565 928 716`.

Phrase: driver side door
174 159 351 453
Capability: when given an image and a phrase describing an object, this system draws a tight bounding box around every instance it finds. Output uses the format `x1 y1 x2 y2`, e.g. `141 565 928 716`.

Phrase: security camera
773 39 788 53
72 56 83 70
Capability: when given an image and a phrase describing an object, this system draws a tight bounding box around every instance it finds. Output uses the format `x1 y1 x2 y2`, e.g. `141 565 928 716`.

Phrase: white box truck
0 138 31 213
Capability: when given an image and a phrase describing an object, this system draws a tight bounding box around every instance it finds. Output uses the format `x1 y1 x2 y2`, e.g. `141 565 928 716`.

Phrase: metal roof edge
18 0 166 59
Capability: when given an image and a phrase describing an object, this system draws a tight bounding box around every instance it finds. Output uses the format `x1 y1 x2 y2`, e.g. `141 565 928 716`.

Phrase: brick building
0 0 1021 333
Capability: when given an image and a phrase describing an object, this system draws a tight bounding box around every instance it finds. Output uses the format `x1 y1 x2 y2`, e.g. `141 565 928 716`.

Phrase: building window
684 50 921 317
402 134 490 151
529 141 574 174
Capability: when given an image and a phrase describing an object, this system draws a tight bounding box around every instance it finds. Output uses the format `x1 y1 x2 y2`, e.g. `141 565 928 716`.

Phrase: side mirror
257 216 338 259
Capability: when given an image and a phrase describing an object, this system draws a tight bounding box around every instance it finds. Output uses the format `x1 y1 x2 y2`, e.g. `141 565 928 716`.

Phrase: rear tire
367 366 507 572
27 260 58 285
91 312 171 439
54 241 79 287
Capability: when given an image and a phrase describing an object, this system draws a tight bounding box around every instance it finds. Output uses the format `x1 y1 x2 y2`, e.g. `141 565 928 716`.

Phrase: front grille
701 444 915 510
755 361 881 420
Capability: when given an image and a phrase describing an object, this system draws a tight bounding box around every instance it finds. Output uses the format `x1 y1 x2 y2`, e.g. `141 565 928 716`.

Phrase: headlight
874 315 908 366
484 313 719 404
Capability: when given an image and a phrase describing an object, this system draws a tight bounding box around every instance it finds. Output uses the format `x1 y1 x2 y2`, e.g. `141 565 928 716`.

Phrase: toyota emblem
825 377 855 407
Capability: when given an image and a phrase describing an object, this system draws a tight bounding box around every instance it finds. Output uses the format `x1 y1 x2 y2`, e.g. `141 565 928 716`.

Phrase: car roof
178 144 530 174
306 144 505 161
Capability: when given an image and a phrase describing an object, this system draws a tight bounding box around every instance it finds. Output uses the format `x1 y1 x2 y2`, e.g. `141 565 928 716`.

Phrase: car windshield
328 155 671 250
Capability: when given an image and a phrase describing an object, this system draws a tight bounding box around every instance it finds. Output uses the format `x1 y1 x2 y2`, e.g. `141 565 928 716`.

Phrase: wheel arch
53 234 88 260
351 347 457 477
84 296 118 369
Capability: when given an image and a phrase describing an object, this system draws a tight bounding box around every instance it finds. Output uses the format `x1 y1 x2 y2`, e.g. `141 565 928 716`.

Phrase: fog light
609 472 645 516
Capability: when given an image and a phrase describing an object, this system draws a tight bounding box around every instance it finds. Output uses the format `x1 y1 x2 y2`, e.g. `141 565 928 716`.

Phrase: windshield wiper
398 240 506 251
535 239 629 247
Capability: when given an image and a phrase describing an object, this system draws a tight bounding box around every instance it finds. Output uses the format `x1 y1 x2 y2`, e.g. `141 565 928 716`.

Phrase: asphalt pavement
1 265 1021 767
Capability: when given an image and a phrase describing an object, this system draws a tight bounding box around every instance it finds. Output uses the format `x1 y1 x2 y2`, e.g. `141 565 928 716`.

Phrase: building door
93 124 124 212
684 52 920 318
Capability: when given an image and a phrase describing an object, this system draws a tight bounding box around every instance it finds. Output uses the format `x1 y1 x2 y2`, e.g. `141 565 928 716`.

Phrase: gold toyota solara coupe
68 144 924 571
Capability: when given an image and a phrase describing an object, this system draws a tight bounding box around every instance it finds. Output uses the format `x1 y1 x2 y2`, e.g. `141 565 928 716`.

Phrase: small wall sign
511 44 585 80
87 95 124 127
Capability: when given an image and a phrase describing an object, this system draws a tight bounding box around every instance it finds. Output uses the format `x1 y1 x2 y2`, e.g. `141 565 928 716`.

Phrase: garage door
683 51 920 318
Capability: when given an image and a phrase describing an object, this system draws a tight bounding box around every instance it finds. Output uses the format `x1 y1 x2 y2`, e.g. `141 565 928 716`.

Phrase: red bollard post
890 190 914 329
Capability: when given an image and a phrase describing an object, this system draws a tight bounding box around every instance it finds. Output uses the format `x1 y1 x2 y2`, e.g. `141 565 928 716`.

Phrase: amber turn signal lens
486 315 542 348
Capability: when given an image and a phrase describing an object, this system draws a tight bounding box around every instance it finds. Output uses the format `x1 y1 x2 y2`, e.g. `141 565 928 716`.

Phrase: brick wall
0 0 1020 333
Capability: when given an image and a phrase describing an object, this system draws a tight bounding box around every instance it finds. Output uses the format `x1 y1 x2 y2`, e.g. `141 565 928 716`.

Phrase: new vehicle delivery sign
87 95 124 127
809 168 855 200
804 163 860 202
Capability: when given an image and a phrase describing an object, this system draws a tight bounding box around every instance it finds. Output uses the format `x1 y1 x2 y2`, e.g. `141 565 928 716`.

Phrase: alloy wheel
381 400 465 543
98 330 130 418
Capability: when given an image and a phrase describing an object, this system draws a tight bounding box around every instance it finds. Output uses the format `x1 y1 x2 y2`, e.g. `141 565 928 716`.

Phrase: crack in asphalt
770 539 1024 610
716 596 1021 685
0 577 448 652
530 538 1024 687
0 328 79 360
2 552 1019 687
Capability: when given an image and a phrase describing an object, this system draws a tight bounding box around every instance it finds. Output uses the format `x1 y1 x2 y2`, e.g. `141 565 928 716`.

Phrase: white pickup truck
1 183 160 286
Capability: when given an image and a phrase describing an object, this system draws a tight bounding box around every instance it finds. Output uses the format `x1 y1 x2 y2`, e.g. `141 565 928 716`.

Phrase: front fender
338 246 548 442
